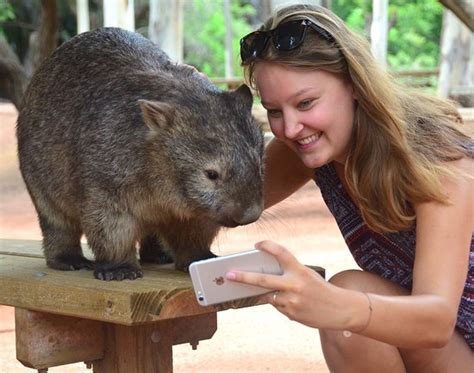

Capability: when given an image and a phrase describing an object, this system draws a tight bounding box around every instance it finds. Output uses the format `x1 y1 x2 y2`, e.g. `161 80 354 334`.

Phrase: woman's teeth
297 133 320 145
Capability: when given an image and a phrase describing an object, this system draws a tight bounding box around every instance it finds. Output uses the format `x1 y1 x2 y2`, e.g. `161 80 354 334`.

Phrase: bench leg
15 308 217 372
93 313 217 373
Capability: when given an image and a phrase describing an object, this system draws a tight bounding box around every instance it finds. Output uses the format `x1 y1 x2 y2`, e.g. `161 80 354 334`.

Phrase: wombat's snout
219 202 263 227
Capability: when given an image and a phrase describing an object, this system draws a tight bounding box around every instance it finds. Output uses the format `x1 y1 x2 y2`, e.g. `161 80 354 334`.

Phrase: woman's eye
266 109 281 118
298 99 313 109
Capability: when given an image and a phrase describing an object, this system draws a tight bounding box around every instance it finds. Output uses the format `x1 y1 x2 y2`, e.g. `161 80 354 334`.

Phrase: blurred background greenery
0 0 444 78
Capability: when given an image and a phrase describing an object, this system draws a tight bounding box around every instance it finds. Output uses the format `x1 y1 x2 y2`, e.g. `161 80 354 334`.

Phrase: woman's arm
264 137 313 208
227 158 473 349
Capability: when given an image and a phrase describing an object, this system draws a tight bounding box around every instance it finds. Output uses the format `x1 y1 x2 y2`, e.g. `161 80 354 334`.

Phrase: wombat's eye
205 169 219 181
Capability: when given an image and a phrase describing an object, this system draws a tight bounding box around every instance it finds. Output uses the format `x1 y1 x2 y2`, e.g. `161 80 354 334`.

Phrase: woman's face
254 62 356 168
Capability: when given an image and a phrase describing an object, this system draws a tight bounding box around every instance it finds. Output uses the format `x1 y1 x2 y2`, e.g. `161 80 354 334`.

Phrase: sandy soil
0 102 359 372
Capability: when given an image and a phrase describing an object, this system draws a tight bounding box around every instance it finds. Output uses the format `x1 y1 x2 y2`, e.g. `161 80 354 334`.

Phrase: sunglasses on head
240 19 334 64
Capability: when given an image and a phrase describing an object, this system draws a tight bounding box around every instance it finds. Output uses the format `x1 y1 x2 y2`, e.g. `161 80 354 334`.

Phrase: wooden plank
0 252 278 323
0 240 269 325
0 252 214 325
0 238 93 259
15 308 104 370
0 239 325 325
0 238 47 258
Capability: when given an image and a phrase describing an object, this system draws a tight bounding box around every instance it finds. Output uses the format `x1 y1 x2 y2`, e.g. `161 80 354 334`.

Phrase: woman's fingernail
226 272 236 280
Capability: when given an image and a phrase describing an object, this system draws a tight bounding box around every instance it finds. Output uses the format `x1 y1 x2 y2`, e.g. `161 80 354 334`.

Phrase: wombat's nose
233 203 263 226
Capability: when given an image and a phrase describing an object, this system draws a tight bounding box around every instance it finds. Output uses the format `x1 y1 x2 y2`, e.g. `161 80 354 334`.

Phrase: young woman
226 4 473 372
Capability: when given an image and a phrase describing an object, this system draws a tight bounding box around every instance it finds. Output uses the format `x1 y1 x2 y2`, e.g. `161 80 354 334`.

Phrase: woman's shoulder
446 156 473 175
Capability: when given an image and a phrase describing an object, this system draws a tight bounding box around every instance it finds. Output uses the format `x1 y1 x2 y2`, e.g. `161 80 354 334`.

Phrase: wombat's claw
47 255 94 271
94 264 144 281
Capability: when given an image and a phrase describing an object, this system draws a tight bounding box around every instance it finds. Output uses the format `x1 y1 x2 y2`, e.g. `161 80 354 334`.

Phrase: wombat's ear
234 84 253 111
138 100 175 130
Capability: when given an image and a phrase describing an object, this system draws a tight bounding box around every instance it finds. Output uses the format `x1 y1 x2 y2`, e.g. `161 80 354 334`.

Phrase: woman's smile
297 132 321 149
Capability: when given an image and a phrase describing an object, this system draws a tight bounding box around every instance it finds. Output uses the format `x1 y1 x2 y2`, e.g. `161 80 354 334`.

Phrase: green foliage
183 0 255 78
387 0 443 70
0 0 14 21
332 0 443 71
332 0 371 36
0 0 15 36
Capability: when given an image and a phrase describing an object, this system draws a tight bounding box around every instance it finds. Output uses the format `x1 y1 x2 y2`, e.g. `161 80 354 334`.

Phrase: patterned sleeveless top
314 162 474 349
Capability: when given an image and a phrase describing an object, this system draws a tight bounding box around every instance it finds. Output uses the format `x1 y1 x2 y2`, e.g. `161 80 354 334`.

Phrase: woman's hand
226 240 349 329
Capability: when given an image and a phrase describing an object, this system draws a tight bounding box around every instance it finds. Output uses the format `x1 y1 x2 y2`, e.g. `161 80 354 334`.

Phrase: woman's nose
283 112 304 139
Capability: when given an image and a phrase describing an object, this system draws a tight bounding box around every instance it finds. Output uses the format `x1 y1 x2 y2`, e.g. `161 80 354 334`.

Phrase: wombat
17 28 264 281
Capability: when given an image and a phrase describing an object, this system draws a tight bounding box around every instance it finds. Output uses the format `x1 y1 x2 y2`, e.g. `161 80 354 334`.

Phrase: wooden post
370 0 388 66
437 9 473 102
92 313 217 373
224 0 234 79
148 0 184 63
103 0 135 31
76 0 90 34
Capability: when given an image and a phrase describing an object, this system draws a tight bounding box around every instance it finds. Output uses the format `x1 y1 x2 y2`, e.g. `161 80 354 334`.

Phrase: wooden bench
0 238 324 372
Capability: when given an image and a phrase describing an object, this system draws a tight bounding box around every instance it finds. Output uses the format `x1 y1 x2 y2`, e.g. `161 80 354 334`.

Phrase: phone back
189 250 282 306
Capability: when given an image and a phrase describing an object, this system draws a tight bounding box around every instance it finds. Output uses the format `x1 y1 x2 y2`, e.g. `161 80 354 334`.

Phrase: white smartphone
189 249 283 306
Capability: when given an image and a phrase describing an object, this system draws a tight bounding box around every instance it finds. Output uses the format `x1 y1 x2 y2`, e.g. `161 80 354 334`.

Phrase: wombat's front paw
175 252 217 272
140 251 174 264
139 239 174 264
46 255 94 271
94 262 144 281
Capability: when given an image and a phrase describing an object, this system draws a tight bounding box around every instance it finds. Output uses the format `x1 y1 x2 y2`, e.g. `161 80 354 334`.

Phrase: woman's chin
301 155 328 169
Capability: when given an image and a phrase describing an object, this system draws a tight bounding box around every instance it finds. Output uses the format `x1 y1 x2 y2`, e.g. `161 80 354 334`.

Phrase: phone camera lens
197 291 204 302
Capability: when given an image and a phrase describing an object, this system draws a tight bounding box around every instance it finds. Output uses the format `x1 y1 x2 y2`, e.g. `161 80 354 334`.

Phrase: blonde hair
243 4 472 233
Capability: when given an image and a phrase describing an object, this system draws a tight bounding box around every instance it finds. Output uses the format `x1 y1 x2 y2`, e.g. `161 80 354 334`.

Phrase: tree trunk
148 0 183 63
437 9 473 107
76 0 90 34
103 0 135 31
370 0 388 66
0 0 59 109
0 36 28 110
224 0 233 78
30 0 59 73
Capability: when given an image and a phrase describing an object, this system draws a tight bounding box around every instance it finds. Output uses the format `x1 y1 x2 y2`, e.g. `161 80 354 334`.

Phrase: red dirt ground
0 101 357 372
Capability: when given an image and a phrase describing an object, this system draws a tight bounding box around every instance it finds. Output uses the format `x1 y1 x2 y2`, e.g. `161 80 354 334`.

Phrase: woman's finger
226 270 286 291
255 240 300 270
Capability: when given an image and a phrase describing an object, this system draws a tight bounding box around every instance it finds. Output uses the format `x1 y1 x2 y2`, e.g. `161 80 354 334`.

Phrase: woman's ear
351 84 359 101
